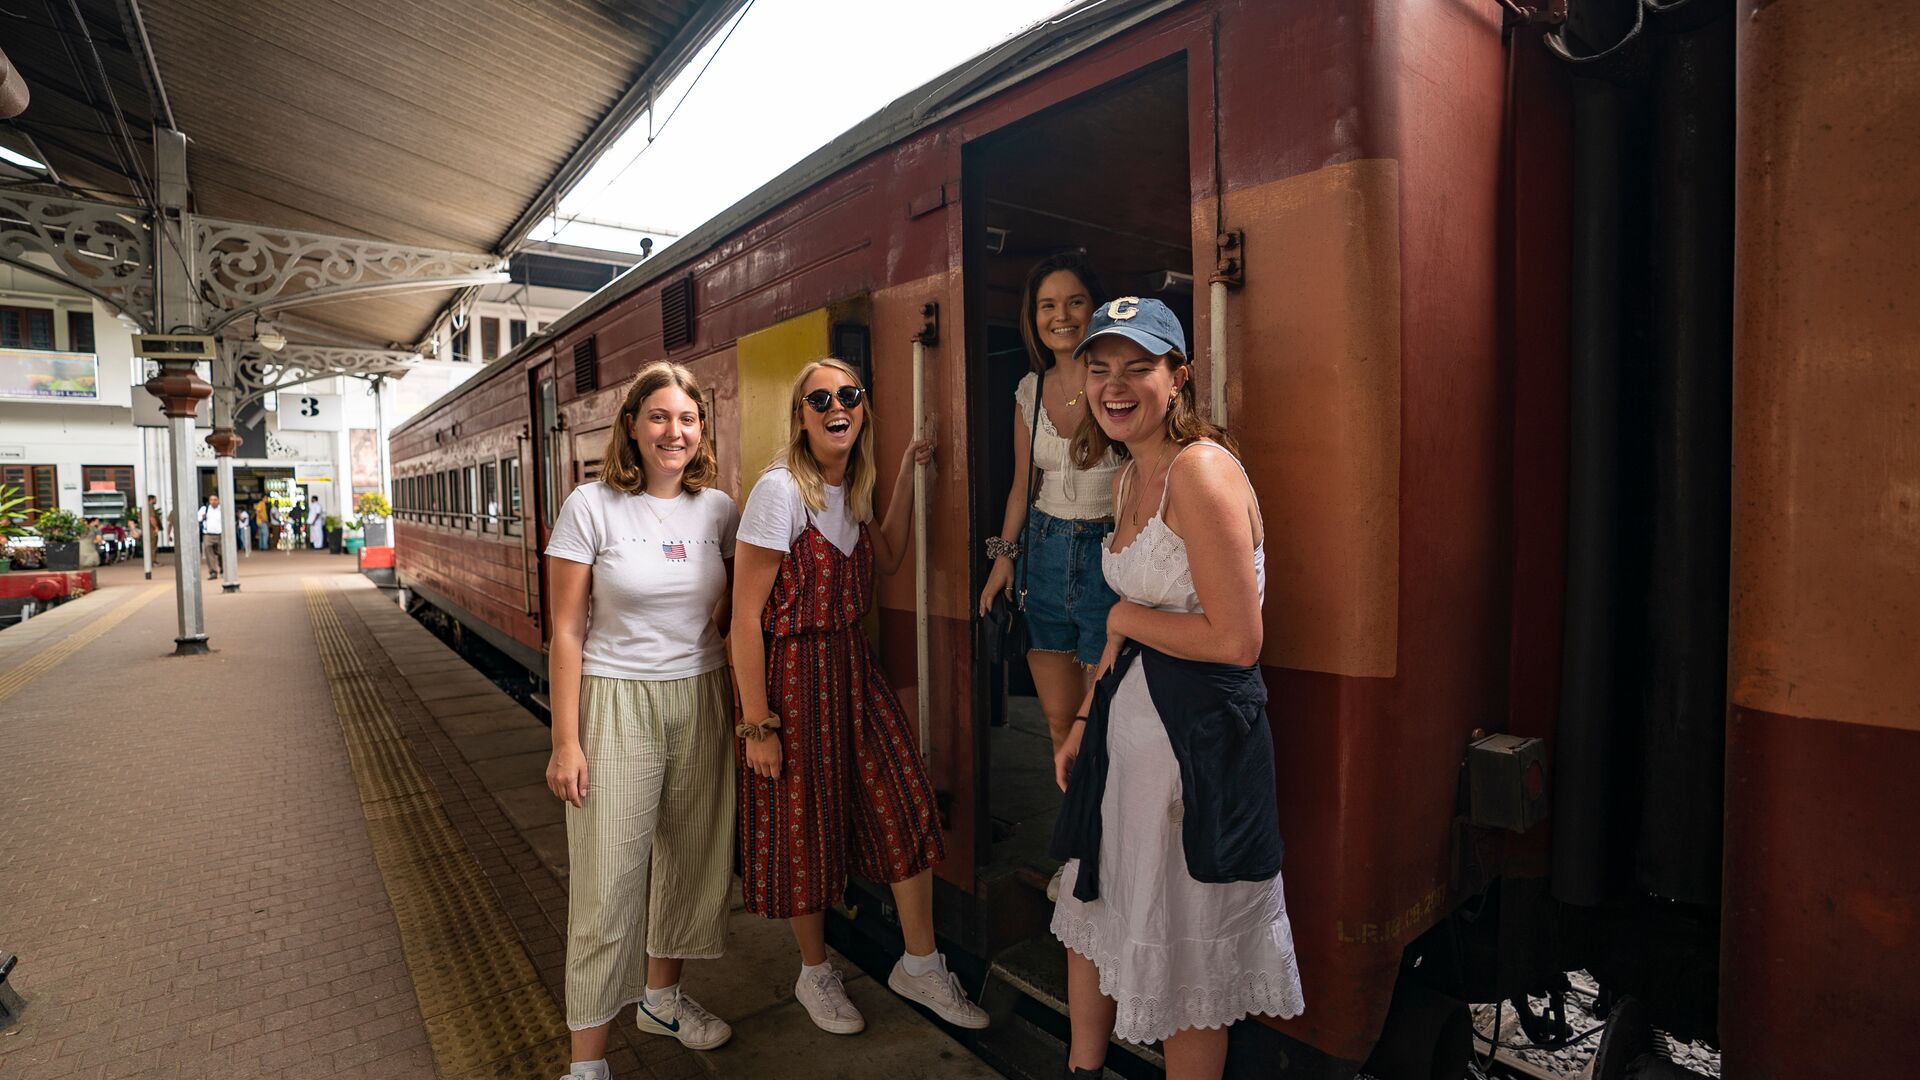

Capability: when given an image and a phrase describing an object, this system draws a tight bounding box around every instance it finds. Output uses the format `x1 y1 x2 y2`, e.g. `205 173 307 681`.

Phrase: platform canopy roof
2 0 745 348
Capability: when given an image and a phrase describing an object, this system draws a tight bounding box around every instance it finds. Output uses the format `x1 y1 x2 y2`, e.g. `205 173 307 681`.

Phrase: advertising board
0 348 100 401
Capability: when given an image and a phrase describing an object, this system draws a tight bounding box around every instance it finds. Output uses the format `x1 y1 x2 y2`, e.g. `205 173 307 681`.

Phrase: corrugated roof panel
122 0 737 343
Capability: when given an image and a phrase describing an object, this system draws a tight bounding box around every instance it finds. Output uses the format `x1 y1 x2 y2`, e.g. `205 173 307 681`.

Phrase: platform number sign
279 393 341 432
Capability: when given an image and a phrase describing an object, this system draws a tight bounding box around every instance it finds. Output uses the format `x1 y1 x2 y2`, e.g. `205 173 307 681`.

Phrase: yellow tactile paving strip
303 578 571 1078
0 584 167 704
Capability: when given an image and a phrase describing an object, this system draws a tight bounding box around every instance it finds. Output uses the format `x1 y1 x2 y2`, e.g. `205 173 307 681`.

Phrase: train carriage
391 1 1919 1076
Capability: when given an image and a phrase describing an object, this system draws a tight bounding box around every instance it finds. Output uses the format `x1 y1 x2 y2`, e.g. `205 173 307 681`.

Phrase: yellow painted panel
1729 2 1920 730
736 308 832 487
1196 158 1402 678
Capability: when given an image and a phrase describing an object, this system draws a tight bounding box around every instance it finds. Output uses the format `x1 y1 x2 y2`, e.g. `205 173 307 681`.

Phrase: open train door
957 51 1196 1014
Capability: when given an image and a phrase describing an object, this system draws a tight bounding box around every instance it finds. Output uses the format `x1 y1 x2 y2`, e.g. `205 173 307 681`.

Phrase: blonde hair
1070 348 1239 468
600 361 719 495
776 357 877 521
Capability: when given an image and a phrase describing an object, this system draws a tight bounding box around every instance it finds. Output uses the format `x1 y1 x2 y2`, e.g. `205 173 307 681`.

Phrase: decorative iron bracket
195 217 507 333
0 190 155 328
232 342 421 410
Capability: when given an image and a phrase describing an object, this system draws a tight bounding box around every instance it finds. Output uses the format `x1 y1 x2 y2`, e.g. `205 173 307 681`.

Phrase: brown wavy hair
1070 347 1239 468
599 361 719 495
776 357 877 522
1017 251 1106 373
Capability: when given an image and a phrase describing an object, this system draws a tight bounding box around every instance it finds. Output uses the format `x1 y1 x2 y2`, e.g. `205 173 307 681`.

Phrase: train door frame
959 53 1197 947
529 360 561 639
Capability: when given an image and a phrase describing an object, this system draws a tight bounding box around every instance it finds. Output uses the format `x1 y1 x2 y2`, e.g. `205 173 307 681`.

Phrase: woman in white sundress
1050 297 1304 1080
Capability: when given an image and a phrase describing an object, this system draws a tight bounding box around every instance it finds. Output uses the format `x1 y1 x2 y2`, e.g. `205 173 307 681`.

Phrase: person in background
144 494 165 564
975 251 1120 902
197 495 224 580
1051 298 1303 1080
545 362 741 1079
730 358 988 1036
255 501 271 551
309 501 324 550
235 504 250 556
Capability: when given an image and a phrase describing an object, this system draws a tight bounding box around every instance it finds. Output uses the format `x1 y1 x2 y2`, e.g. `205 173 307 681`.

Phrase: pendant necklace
641 490 683 529
1129 445 1176 527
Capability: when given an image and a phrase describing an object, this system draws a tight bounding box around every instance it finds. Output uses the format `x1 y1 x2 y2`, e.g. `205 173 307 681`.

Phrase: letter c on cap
1107 297 1140 321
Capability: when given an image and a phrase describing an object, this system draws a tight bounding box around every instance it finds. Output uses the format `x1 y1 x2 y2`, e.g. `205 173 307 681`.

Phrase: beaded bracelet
984 536 1021 560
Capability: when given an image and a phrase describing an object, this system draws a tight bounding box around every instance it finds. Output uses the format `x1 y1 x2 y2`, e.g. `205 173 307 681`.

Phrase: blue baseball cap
1073 296 1187 359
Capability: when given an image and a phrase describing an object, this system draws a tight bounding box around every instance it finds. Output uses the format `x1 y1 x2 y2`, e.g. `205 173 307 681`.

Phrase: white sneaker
887 956 990 1030
795 963 866 1034
634 987 733 1050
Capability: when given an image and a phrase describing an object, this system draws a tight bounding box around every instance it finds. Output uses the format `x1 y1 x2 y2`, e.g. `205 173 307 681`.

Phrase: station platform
0 552 1001 1080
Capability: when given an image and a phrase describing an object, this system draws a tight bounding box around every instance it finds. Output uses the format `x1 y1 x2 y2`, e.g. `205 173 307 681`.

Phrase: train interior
963 57 1192 938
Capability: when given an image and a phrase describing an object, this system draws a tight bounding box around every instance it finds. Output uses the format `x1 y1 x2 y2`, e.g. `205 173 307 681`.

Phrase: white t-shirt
197 505 223 535
544 482 740 681
736 465 861 556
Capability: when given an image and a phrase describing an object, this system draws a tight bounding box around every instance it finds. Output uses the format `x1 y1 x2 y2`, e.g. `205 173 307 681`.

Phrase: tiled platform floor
0 552 998 1080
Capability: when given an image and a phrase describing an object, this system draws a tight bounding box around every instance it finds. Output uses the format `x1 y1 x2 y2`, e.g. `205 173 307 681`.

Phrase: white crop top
1016 370 1123 520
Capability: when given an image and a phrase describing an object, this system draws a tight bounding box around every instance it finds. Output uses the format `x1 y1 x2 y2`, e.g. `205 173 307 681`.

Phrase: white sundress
1049 442 1306 1045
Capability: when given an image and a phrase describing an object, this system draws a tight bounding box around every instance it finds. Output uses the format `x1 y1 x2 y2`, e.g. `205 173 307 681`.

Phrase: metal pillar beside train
209 348 241 593
149 128 211 655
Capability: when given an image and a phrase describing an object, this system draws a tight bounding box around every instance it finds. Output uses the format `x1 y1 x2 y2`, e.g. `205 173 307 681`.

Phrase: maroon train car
392 1 1918 1076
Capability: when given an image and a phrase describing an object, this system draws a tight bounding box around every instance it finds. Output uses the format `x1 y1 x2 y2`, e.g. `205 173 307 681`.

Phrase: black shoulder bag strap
1017 368 1045 611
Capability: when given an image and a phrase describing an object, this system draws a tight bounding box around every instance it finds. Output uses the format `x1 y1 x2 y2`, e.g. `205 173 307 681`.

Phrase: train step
978 934 1165 1079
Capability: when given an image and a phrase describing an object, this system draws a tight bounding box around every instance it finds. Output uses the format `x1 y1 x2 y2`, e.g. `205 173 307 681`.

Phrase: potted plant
324 513 344 554
1 484 32 571
34 507 86 570
355 491 392 548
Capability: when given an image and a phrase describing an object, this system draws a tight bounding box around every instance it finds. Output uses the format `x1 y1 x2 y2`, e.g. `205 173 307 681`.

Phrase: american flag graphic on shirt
662 541 687 561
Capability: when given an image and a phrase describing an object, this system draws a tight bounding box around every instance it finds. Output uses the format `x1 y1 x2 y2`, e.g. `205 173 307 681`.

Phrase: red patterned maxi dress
738 520 946 918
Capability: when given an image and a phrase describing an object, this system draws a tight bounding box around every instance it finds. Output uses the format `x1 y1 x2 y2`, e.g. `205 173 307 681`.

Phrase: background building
0 246 635 535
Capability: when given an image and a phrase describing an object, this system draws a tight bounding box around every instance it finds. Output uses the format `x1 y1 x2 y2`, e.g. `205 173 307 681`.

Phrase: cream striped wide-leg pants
564 668 734 1030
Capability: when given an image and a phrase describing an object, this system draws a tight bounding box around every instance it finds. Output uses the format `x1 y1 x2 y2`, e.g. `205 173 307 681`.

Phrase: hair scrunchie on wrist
736 713 782 742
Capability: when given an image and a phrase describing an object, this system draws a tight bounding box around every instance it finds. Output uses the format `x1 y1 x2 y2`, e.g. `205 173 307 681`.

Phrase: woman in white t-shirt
730 358 989 1036
545 362 741 1079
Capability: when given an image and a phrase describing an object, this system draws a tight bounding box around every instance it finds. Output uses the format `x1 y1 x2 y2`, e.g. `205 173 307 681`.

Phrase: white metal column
153 129 209 652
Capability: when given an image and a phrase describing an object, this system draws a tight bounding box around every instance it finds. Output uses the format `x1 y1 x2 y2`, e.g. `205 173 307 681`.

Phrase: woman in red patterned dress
729 358 989 1035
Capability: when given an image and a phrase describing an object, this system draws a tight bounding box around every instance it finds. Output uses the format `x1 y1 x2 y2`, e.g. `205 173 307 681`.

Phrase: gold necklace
1062 386 1084 408
1129 445 1176 527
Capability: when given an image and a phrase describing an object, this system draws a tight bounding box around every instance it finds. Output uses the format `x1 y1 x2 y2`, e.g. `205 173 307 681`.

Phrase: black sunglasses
803 386 867 413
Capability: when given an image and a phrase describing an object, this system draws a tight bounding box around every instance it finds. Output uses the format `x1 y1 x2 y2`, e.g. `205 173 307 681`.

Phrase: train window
502 456 522 537
462 465 477 528
481 318 500 361
479 462 499 532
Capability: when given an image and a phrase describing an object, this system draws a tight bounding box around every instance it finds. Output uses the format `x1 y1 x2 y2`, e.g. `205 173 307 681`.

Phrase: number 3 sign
278 393 341 431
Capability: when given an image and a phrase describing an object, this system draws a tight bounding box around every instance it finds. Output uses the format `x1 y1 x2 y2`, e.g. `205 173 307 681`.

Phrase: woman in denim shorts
978 252 1123 899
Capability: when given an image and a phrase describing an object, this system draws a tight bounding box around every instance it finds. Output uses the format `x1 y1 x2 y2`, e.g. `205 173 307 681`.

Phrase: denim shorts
1017 509 1119 666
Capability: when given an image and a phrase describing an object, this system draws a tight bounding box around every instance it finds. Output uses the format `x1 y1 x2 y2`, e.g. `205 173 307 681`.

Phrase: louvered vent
661 275 696 350
573 336 598 394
